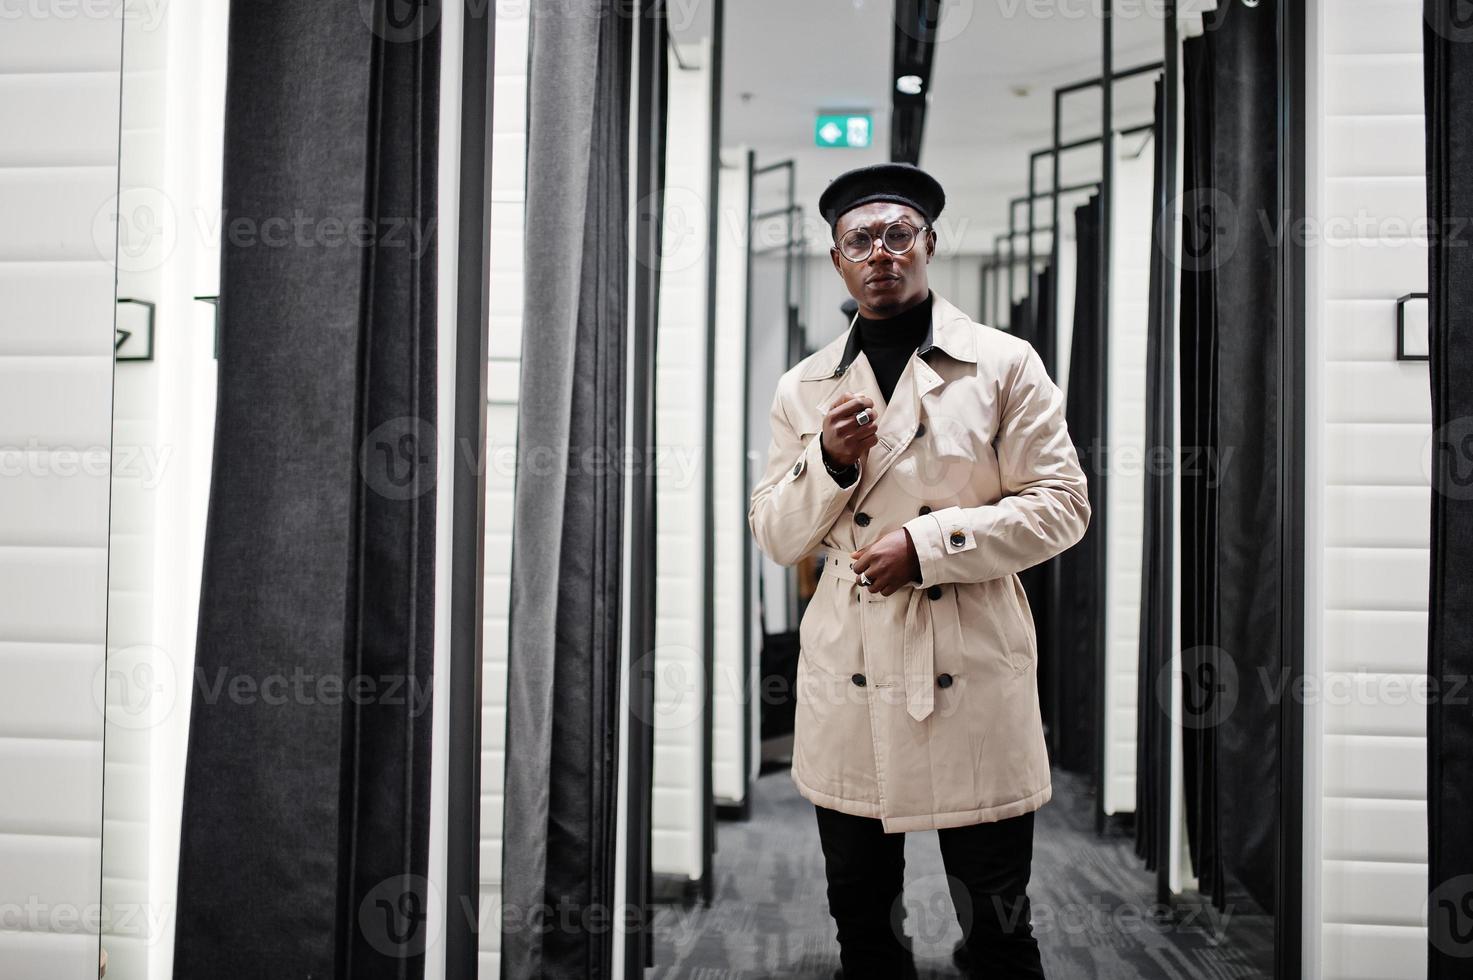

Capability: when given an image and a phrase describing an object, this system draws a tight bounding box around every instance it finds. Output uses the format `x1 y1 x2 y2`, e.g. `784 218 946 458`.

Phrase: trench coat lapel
797 295 973 512
850 354 944 515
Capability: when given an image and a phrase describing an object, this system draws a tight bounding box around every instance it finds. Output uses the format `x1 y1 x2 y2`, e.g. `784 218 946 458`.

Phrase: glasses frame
832 220 933 263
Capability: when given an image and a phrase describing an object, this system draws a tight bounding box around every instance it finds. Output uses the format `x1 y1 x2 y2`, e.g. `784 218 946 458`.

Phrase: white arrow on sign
819 121 843 145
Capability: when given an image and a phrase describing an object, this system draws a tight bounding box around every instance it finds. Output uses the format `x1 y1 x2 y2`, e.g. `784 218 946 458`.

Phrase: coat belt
815 550 935 722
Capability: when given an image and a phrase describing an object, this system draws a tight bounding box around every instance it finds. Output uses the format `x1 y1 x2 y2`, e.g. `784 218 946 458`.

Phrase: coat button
927 585 943 600
918 505 931 515
791 460 803 476
937 672 953 689
855 512 871 527
851 672 866 687
915 423 926 438
949 529 966 547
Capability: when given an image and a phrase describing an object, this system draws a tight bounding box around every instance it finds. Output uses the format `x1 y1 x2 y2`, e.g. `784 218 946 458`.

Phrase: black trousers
814 804 1046 980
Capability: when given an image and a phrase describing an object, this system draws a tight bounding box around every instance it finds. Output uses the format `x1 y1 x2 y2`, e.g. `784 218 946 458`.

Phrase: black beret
818 162 946 231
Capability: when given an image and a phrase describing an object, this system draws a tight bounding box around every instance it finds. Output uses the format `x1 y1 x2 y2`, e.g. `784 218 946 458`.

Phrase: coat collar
799 291 977 382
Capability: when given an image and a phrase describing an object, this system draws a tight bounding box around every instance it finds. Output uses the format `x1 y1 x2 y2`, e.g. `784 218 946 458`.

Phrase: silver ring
859 573 873 587
855 408 873 427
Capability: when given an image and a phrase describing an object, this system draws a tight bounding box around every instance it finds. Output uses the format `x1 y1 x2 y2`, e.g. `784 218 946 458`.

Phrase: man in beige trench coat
748 163 1090 980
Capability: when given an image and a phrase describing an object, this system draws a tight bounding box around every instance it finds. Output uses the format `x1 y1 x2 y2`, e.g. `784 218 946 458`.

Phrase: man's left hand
851 529 922 596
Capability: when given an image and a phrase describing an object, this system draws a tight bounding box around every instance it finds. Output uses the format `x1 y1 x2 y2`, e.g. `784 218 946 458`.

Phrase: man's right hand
820 392 879 467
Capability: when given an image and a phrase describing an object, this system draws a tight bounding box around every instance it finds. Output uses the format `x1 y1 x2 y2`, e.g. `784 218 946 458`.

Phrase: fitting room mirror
639 2 1290 977
100 5 229 977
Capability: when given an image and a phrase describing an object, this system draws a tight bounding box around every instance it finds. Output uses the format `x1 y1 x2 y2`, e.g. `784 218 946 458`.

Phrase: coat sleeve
901 343 1091 586
748 384 862 566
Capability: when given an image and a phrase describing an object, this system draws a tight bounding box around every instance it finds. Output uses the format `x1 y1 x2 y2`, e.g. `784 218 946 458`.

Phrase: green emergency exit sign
815 113 872 148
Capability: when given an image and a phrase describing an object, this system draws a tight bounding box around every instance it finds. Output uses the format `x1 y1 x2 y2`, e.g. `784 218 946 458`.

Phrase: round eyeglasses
834 221 930 263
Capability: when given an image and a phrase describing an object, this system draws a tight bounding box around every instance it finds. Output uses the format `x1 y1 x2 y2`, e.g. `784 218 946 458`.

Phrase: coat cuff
786 430 862 495
902 506 978 586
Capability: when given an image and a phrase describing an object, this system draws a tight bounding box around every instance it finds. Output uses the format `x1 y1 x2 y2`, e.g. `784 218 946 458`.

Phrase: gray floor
649 765 1272 979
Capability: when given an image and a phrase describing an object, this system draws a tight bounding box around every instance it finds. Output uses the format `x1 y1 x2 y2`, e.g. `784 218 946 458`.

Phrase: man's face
829 201 935 319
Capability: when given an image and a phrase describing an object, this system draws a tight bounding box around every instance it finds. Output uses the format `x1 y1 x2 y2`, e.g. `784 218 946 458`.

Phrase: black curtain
1011 266 1059 755
1424 2 1473 972
1054 195 1104 777
500 2 634 977
1135 77 1173 875
173 4 439 977
1178 0 1281 915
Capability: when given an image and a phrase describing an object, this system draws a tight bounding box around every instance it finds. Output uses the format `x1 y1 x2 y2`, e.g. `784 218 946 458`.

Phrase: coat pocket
999 575 1036 673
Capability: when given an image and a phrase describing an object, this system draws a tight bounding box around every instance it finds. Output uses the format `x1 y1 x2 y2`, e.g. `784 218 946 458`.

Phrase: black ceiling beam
890 0 943 163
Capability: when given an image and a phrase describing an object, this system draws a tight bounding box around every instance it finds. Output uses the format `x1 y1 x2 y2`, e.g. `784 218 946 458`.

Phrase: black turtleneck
856 291 932 403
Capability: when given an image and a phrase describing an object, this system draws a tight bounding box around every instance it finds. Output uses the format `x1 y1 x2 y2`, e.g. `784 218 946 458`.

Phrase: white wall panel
711 154 751 807
651 38 711 881
1308 2 1431 973
1102 131 1153 815
0 4 121 979
478 5 529 976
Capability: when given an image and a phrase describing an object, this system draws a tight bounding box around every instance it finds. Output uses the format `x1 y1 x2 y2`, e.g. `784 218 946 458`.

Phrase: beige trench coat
748 292 1091 832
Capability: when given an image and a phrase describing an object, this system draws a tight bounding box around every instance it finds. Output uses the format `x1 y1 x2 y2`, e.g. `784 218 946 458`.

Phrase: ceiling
711 0 1171 254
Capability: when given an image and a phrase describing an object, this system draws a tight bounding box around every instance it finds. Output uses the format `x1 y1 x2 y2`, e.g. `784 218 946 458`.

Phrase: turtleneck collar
856 291 933 351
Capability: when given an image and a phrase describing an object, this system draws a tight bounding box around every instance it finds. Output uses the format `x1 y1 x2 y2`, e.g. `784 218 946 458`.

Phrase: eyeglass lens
839 222 918 260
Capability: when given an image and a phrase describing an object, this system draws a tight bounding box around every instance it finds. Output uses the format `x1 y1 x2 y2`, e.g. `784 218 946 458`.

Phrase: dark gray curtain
1135 76 1172 875
1054 194 1104 778
1424 2 1473 972
1178 0 1280 915
500 2 632 977
1009 267 1059 758
173 3 439 977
